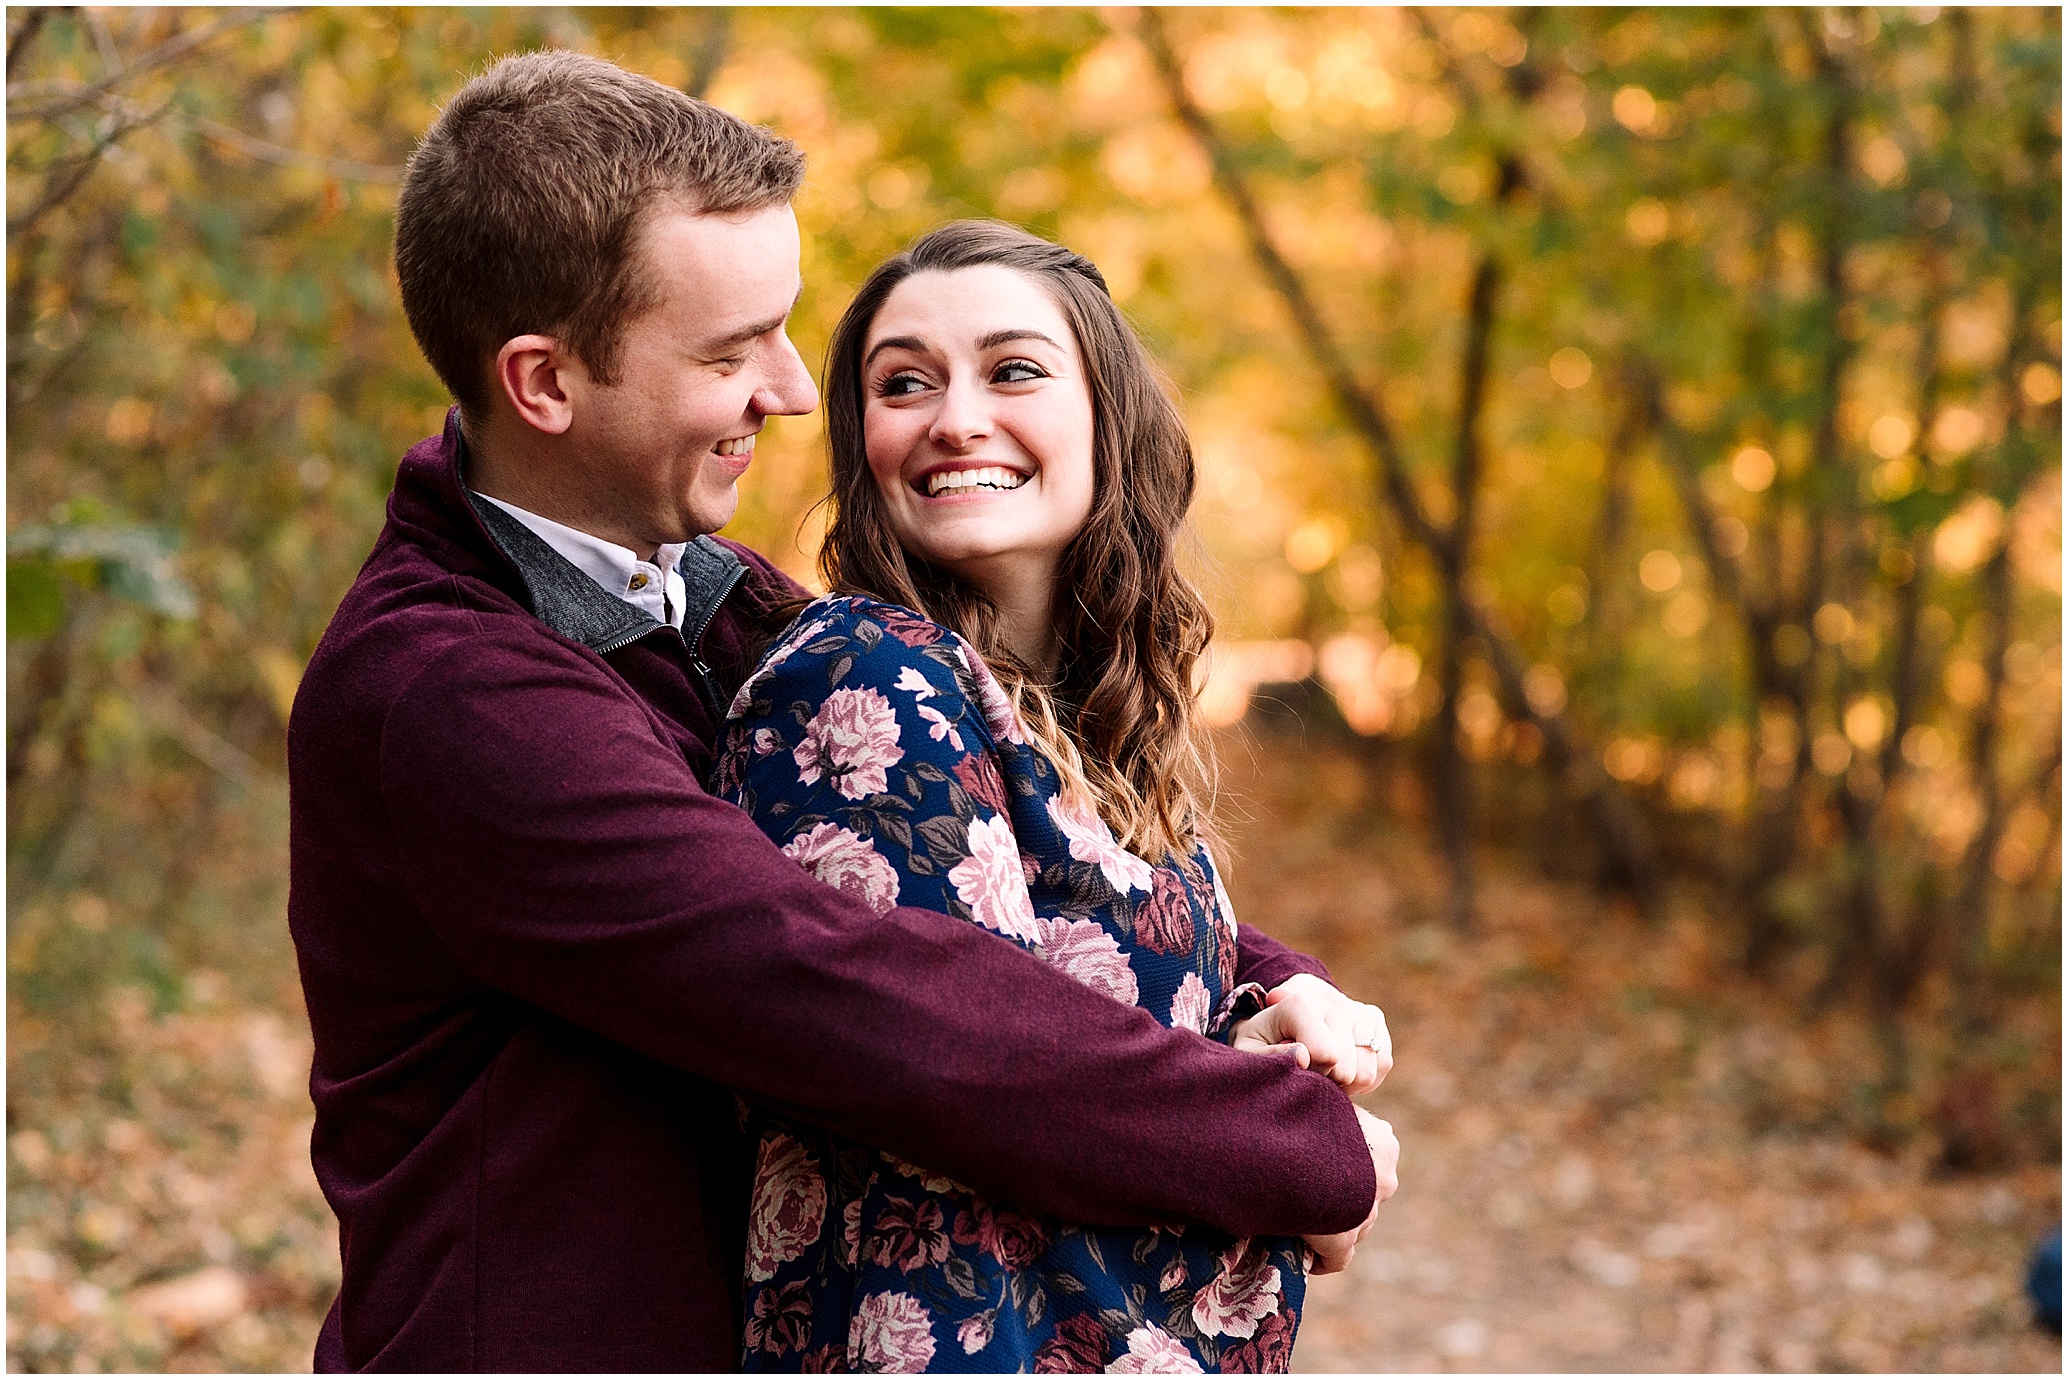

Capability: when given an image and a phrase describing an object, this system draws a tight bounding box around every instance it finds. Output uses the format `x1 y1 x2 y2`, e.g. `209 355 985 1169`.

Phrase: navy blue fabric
2030 1227 2061 1335
716 596 1305 1374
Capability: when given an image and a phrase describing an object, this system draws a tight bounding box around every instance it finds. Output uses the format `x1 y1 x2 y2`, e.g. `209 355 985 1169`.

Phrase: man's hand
1229 973 1391 1095
1303 1107 1399 1274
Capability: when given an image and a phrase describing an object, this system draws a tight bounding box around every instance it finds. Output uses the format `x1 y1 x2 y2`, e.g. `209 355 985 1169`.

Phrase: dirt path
1208 740 2062 1373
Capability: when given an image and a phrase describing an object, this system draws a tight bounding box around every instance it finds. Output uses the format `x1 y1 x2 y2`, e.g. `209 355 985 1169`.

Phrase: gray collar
463 487 746 660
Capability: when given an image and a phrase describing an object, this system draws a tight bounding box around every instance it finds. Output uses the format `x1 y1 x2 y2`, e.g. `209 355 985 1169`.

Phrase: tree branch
1464 598 1664 905
6 94 175 235
175 108 402 184
1138 10 1450 561
131 684 266 791
685 7 733 100
7 9 282 121
1140 7 1661 905
7 6 51 82
1877 7 1973 792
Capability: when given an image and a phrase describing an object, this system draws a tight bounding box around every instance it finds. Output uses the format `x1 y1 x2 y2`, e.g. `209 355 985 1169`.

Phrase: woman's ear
494 334 579 436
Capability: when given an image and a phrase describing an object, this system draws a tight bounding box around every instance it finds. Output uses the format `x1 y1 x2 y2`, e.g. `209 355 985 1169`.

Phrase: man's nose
751 333 819 418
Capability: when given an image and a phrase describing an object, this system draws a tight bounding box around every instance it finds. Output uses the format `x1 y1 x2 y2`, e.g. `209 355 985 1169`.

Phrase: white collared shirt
473 492 689 631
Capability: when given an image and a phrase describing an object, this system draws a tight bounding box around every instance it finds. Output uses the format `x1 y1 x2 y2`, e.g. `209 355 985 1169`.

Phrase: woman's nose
928 377 990 449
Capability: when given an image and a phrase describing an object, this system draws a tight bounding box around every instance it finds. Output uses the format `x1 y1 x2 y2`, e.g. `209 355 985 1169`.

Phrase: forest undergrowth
1213 733 2060 1373
5 734 2060 1372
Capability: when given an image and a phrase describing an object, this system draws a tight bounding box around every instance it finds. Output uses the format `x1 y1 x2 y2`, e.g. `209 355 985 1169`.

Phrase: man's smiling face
565 202 818 550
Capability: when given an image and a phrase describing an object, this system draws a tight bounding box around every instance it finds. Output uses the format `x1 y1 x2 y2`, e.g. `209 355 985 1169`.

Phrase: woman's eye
876 372 927 397
993 359 1048 384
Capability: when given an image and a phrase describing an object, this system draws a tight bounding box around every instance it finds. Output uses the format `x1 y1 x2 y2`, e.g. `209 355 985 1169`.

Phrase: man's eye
994 359 1047 384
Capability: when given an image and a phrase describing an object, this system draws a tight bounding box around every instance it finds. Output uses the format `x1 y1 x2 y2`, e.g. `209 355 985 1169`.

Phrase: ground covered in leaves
1209 738 2061 1374
6 738 2060 1371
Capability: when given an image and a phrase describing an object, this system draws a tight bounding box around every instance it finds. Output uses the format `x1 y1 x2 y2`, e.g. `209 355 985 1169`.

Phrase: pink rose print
746 1133 828 1283
848 1290 937 1372
1215 920 1238 1003
1046 796 1154 894
744 1280 814 1356
882 1153 971 1195
1169 971 1211 1035
794 687 904 800
1135 866 1197 956
864 1195 952 1273
1217 1305 1297 1374
918 703 964 749
1190 1238 1283 1340
1037 916 1140 1005
1208 857 1240 937
952 752 1010 816
951 1197 1051 1272
711 726 749 798
878 607 945 648
957 645 1027 744
782 823 900 915
842 1197 864 1269
1214 982 1267 1040
949 814 1041 942
723 596 1307 1375
800 1342 848 1372
957 1310 996 1355
1107 1323 1205 1373
1205 855 1240 993
1034 1314 1110 1372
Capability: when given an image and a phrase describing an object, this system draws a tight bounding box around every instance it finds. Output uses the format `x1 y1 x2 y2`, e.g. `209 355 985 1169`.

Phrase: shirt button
629 573 649 591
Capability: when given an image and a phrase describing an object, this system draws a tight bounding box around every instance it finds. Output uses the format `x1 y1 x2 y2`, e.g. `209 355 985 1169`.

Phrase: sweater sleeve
377 624 1375 1240
1232 912 1335 991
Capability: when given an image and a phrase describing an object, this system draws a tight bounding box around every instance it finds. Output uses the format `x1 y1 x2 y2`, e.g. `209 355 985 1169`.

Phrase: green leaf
6 559 66 639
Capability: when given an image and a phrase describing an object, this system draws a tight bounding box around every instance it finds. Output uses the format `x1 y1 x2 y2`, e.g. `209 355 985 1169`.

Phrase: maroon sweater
287 413 1373 1372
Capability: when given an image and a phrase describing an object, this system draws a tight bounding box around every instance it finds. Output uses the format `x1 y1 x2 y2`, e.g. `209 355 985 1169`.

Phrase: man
290 50 1394 1372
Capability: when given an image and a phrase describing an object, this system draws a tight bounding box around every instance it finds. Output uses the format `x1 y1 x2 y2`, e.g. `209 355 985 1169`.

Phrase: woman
712 221 1374 1373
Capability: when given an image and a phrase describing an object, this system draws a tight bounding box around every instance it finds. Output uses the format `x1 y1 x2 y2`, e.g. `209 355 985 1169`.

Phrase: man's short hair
395 50 805 419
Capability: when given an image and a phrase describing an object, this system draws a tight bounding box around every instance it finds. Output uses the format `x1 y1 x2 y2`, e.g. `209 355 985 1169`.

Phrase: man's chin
687 487 740 538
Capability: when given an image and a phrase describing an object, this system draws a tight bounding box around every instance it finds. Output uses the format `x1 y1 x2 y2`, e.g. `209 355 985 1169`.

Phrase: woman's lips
916 464 1030 497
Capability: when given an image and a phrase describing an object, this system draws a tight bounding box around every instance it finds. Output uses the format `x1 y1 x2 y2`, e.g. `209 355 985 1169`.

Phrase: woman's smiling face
860 265 1096 599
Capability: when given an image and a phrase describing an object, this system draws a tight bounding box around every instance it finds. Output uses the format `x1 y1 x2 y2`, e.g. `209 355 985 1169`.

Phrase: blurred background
6 6 2060 1371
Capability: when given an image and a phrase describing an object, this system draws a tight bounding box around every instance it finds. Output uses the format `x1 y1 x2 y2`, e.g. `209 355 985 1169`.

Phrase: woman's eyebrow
864 334 929 368
863 327 1064 369
978 328 1062 352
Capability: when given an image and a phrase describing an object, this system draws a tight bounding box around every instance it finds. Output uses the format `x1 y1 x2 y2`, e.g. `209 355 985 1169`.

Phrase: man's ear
495 334 580 436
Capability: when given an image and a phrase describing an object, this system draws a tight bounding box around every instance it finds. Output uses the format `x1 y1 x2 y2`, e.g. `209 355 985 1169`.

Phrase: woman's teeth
925 467 1027 497
715 435 756 456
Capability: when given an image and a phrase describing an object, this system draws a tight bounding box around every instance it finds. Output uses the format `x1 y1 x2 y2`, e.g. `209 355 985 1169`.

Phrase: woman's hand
1303 1107 1399 1274
1228 974 1392 1095
1227 977 1399 1272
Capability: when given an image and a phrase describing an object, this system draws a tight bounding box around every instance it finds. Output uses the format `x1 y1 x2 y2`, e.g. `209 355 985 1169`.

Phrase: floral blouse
710 595 1304 1375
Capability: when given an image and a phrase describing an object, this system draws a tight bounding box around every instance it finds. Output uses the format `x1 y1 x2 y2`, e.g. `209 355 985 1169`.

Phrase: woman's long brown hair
819 220 1217 862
